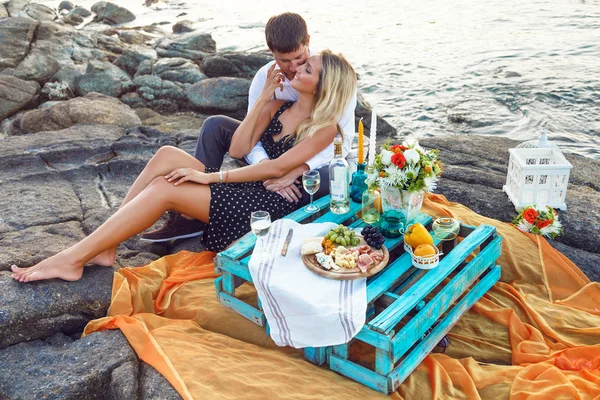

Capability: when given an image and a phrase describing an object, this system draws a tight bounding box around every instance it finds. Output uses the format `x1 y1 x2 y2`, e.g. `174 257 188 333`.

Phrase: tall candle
357 118 365 164
368 108 377 165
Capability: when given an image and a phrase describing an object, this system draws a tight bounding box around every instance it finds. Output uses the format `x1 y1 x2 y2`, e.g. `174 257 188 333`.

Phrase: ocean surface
41 0 600 159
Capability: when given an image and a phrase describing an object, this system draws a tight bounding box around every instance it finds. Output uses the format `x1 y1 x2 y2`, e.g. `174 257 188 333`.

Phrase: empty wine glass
251 211 271 260
302 170 320 213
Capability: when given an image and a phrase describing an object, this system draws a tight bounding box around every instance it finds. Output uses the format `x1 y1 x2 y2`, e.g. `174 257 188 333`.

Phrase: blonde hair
295 50 357 144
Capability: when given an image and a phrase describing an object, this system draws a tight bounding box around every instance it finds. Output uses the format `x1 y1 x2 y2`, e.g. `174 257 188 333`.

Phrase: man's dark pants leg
194 115 241 169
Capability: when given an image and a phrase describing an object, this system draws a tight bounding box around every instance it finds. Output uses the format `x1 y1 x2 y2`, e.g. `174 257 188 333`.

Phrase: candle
357 118 365 164
368 108 377 165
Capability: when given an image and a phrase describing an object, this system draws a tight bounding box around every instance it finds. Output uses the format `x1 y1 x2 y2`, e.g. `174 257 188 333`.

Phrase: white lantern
503 130 572 210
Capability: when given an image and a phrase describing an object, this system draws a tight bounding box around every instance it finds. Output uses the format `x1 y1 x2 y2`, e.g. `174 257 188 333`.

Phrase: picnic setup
83 120 600 399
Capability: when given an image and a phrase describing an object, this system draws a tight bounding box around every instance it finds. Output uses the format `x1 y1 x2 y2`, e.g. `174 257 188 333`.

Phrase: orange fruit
414 244 436 257
424 165 432 173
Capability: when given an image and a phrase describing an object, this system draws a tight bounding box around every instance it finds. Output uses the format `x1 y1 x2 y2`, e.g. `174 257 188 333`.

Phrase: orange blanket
84 194 600 399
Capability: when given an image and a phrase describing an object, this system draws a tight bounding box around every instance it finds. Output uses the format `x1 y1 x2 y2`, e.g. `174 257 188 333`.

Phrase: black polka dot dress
205 101 301 252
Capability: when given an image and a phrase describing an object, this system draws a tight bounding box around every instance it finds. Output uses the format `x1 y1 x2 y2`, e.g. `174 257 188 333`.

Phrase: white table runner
248 219 366 348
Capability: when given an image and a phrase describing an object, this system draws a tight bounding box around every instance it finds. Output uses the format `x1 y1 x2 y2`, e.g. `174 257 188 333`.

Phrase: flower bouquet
365 140 443 223
513 205 563 239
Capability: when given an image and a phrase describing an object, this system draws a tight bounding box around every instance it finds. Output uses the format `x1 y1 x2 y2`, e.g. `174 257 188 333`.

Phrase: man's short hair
265 13 309 53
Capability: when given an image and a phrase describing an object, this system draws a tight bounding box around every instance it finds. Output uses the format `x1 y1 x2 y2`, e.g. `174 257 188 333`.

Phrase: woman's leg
11 172 213 283
87 146 207 266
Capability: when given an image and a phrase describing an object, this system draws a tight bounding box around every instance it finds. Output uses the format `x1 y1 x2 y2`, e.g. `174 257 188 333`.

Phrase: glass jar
432 217 460 241
361 189 381 225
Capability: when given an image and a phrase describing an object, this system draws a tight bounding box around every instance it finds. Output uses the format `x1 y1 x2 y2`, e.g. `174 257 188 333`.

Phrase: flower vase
350 162 368 203
380 186 425 224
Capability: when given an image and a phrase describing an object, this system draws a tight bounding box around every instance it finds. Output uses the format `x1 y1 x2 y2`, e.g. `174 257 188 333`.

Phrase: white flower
385 165 408 187
404 149 420 165
540 219 562 238
423 176 438 192
404 164 420 181
381 150 394 166
517 220 533 234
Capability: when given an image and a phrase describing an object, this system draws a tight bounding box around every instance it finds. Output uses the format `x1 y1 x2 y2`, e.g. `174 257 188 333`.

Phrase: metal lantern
503 129 572 210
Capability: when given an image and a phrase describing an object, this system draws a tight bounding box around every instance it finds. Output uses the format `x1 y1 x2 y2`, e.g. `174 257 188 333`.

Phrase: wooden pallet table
214 195 502 394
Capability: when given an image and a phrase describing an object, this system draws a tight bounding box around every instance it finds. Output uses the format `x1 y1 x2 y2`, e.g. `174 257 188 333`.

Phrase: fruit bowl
404 241 441 270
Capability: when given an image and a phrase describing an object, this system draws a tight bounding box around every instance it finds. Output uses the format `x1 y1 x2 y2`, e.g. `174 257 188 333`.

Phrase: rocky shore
1 1 599 398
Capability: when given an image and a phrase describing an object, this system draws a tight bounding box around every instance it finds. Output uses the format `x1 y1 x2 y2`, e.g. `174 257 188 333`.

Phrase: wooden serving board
302 245 390 280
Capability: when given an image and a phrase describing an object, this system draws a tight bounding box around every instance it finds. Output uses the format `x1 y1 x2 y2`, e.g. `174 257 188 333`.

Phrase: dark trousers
193 115 330 207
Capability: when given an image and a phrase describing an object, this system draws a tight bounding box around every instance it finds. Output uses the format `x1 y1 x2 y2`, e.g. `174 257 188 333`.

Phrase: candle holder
350 162 368 203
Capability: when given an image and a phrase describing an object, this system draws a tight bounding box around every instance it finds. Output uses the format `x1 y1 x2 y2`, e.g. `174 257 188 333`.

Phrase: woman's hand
165 168 212 186
258 64 284 102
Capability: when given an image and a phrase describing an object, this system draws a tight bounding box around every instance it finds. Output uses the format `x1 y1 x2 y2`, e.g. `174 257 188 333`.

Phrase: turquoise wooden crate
214 195 502 394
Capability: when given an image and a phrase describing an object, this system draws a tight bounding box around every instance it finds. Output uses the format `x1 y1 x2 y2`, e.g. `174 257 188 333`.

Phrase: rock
92 1 136 25
5 0 29 17
135 57 207 84
220 51 273 78
63 11 84 25
18 2 57 21
20 93 141 133
96 33 125 56
114 47 157 76
58 1 74 12
109 361 140 399
202 56 240 78
71 6 91 18
155 31 216 61
125 74 187 113
0 75 40 120
75 60 133 97
356 92 397 137
186 77 250 116
41 81 74 100
0 4 8 18
49 64 87 92
0 17 40 69
13 51 62 83
116 29 153 45
172 19 193 33
0 330 138 398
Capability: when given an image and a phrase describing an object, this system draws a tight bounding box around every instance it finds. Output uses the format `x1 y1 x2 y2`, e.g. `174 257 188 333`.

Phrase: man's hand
264 166 308 203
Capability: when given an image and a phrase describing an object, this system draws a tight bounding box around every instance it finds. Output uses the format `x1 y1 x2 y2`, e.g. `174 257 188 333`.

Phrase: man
141 12 357 242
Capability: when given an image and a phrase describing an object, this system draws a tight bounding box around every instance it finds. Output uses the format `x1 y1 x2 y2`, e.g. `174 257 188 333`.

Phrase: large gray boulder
124 74 187 113
135 57 207 84
0 17 40 69
155 31 216 61
49 64 87 92
0 75 39 119
58 1 74 12
17 2 57 21
186 77 250 116
172 19 193 33
0 4 8 18
202 56 240 78
114 47 157 76
220 51 273 78
13 51 62 82
5 0 29 16
19 93 141 133
116 29 152 45
75 60 133 97
92 1 135 25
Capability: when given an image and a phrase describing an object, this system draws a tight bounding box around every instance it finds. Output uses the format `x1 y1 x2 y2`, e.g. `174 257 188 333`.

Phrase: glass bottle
350 162 368 203
361 189 381 224
329 134 350 214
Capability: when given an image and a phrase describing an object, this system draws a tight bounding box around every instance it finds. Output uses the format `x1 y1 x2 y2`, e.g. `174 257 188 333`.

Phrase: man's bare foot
10 252 84 283
87 247 117 267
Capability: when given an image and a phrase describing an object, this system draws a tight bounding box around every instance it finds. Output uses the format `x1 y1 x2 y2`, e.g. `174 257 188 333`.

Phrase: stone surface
71 6 91 18
114 47 157 76
0 17 40 69
0 4 8 18
18 2 57 21
75 60 133 97
125 74 188 113
220 51 273 78
13 51 62 82
49 65 87 92
0 330 138 399
186 77 250 117
20 93 141 133
116 29 153 45
202 56 240 78
139 363 181 399
172 19 193 33
0 75 40 120
63 10 84 25
41 80 74 100
93 1 136 25
58 1 74 12
155 31 216 61
135 57 207 84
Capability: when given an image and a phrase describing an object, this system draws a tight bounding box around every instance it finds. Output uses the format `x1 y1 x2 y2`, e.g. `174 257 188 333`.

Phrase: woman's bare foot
10 252 84 283
87 247 117 267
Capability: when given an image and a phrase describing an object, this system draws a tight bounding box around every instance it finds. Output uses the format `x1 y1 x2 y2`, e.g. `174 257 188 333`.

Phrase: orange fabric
84 194 600 399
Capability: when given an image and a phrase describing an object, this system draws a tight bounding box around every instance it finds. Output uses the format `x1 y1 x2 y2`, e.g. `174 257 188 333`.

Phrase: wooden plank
304 347 329 365
331 343 350 358
219 292 265 327
222 271 235 294
388 265 501 391
330 354 390 394
214 276 222 300
313 200 362 224
366 253 414 304
375 348 394 375
369 225 496 334
354 325 392 351
216 257 253 282
391 236 502 362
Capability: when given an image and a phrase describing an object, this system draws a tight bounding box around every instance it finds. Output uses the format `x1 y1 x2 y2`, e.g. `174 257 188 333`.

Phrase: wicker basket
404 241 440 270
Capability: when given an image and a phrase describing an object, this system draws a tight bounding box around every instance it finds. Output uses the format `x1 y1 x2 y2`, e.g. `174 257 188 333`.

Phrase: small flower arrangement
513 205 563 238
365 140 443 192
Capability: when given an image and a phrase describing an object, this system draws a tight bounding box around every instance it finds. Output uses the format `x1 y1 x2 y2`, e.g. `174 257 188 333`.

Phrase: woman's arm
167 125 338 186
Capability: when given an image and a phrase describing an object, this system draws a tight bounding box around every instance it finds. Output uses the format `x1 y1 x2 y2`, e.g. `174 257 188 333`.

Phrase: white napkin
248 219 367 348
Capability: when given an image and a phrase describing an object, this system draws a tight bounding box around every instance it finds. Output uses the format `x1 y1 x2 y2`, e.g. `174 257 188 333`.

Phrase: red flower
536 219 552 229
523 208 538 224
391 152 406 168
391 144 408 153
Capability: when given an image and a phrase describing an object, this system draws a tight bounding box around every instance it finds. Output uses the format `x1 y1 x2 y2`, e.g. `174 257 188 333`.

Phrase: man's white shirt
244 58 357 170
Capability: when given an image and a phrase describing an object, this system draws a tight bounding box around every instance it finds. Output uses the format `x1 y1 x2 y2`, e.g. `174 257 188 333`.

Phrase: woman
10 50 357 283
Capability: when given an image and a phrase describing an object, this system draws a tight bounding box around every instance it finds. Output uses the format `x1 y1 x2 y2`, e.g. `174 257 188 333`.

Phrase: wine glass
302 170 320 213
251 211 271 260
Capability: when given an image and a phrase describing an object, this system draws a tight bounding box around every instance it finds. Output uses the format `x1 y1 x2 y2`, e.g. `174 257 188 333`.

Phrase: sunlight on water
40 0 600 158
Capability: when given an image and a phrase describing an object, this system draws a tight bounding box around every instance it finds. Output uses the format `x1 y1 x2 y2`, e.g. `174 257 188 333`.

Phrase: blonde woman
11 50 357 283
